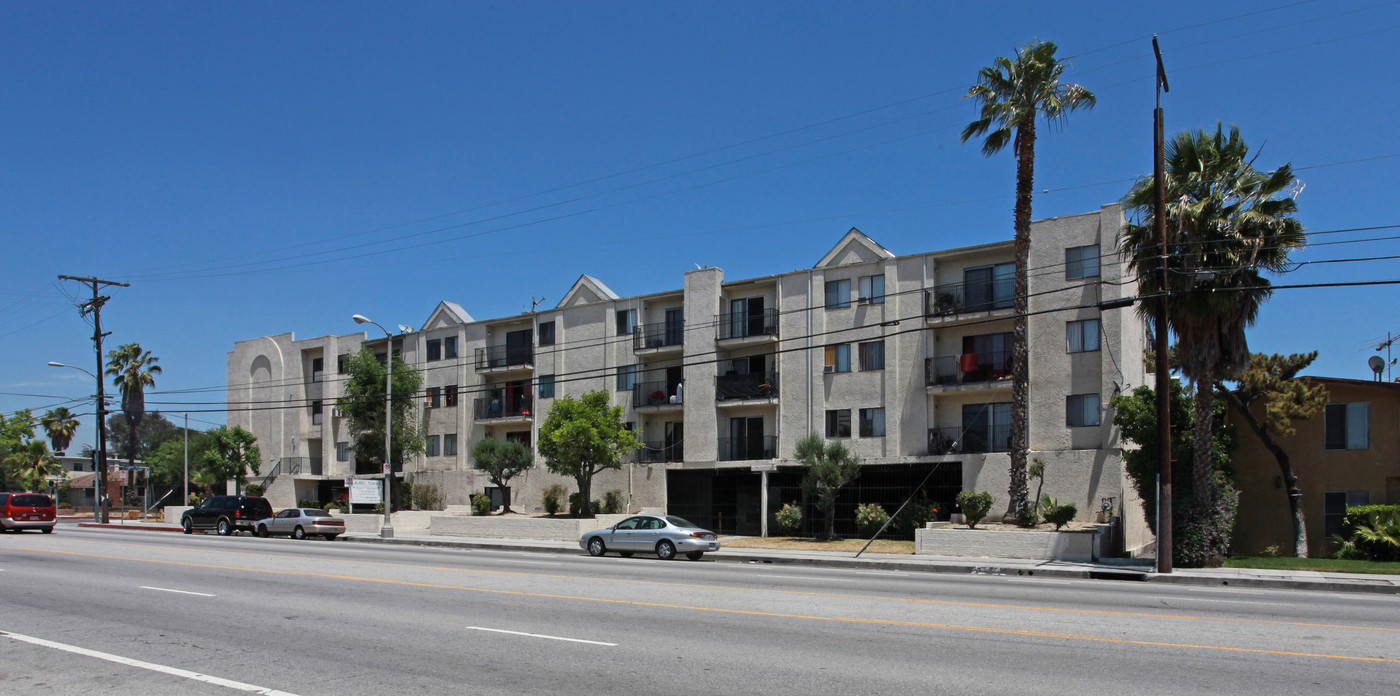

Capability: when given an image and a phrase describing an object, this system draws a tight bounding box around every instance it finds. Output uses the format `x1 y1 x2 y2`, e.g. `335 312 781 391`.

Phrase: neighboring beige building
1231 377 1400 557
227 204 1149 547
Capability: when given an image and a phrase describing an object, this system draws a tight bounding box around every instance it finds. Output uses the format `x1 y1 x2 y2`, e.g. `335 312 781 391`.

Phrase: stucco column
760 469 769 537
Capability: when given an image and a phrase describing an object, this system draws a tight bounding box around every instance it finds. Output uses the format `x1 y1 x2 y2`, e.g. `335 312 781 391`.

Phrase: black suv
181 495 274 536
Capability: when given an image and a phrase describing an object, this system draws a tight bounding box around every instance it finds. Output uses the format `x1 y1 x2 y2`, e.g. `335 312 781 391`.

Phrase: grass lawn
720 536 915 555
1225 556 1400 575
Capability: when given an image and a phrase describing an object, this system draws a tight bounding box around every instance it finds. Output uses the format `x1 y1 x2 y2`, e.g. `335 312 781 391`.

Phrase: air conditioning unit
331 407 343 418
823 365 837 373
857 297 871 305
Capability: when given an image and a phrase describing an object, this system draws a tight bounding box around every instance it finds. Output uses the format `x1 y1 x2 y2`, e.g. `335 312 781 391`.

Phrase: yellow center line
8 544 1399 664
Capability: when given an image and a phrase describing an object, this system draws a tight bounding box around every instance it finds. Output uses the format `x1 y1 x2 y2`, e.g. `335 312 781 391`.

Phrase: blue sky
3 1 1398 451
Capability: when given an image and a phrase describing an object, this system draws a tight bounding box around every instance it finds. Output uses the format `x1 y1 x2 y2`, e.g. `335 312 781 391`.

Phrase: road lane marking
0 630 300 695
139 586 215 597
1161 597 1295 607
466 626 616 646
501 560 563 566
755 574 854 582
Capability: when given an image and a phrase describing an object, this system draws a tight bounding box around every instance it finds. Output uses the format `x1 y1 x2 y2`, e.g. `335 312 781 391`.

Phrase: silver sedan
579 514 720 561
254 508 345 540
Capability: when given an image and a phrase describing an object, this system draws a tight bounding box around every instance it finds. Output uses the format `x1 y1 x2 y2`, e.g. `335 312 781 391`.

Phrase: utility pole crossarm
58 274 129 524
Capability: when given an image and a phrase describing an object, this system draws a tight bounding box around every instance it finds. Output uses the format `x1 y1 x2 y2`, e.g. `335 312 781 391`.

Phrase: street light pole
353 314 395 539
48 361 107 523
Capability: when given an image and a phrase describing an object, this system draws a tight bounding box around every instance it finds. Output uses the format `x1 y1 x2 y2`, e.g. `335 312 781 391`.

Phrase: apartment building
227 203 1148 547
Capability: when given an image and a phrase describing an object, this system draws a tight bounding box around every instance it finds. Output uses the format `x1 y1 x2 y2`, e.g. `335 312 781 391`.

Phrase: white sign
350 479 382 504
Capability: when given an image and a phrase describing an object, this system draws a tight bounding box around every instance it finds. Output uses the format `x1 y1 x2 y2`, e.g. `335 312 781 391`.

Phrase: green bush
891 494 941 536
324 503 341 512
57 501 72 509
189 493 204 507
854 503 890 537
374 502 384 514
774 503 803 535
542 484 567 515
1172 475 1240 568
956 490 993 529
1040 495 1077 530
602 489 625 515
568 492 600 517
1344 508 1400 562
298 498 320 508
398 483 414 511
409 483 444 511
245 484 265 497
471 493 491 516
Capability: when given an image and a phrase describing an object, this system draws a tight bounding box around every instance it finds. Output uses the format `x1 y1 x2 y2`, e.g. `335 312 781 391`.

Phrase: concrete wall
916 525 1106 562
430 514 633 541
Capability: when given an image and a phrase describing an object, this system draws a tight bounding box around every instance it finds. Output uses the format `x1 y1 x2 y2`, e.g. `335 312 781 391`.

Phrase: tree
40 407 80 455
1121 124 1305 504
144 429 215 498
202 426 261 495
104 343 162 469
1216 352 1327 558
962 39 1095 524
4 439 60 492
106 411 177 464
795 433 862 540
0 410 37 491
471 438 533 514
537 390 640 519
336 347 425 508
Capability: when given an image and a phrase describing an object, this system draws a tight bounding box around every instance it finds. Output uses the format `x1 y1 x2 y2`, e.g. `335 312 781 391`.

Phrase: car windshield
13 494 52 507
665 516 699 529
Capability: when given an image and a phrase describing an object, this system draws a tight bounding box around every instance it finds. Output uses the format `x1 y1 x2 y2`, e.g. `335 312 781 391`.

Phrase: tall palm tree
105 343 162 468
5 439 61 492
962 39 1095 523
40 407 80 455
1121 124 1305 503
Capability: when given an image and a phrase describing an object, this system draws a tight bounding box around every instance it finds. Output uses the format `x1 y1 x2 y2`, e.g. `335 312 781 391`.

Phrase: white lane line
754 574 854 582
854 570 909 576
501 560 563 566
0 630 300 695
466 626 616 646
139 586 215 597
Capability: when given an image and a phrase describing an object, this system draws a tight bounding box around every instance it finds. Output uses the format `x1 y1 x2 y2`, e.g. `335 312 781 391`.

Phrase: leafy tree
144 430 215 498
106 411 177 464
470 438 533 513
795 433 862 540
1216 352 1327 557
336 347 425 508
0 410 37 491
537 390 640 519
962 39 1095 524
202 426 261 494
4 439 60 492
40 407 80 455
1121 124 1304 504
104 343 162 468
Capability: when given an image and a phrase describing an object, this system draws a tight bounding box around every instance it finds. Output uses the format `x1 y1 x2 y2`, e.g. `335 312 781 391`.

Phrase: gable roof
422 301 473 331
557 274 620 309
814 227 895 268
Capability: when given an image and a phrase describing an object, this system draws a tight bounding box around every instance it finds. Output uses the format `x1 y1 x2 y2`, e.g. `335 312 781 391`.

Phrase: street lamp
49 361 109 523
353 314 395 539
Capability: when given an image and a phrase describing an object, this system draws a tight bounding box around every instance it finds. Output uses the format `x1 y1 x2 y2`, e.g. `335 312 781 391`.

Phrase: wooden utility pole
1151 37 1172 574
58 274 128 524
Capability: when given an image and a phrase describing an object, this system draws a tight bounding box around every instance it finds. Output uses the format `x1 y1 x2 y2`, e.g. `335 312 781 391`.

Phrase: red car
0 493 57 533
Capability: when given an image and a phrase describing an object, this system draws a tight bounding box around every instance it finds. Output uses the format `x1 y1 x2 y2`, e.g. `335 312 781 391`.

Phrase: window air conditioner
823 365 837 373
332 407 343 418
857 297 871 305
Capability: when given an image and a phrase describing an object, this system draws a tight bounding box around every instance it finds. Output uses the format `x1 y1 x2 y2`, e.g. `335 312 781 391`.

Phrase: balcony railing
716 371 778 401
474 395 534 420
475 344 534 372
717 435 777 461
927 425 1011 455
925 351 1013 386
638 441 684 464
925 280 1014 317
633 320 684 351
717 308 779 341
633 380 683 408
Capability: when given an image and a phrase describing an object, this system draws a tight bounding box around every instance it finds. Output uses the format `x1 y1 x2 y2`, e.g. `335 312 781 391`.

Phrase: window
426 339 442 362
616 309 637 335
859 341 885 370
311 357 324 382
425 386 441 409
337 354 349 374
1066 245 1100 280
824 344 851 373
825 409 852 437
443 336 458 359
1325 403 1369 450
1067 394 1101 427
965 263 1015 310
858 275 885 304
859 408 886 437
1066 319 1101 353
311 400 323 425
445 385 458 408
825 279 851 309
539 374 556 399
444 434 458 457
506 430 531 448
616 364 637 391
539 321 556 346
1324 490 1371 538
336 442 350 462
425 435 440 457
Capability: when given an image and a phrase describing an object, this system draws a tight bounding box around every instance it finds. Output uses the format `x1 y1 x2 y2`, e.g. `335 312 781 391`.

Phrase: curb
1141 572 1400 595
77 522 183 533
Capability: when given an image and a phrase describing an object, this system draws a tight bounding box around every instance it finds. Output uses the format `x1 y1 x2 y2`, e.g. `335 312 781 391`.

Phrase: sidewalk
73 521 1400 595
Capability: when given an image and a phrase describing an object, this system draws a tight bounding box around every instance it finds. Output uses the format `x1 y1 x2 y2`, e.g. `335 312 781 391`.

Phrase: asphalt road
2 525 1396 695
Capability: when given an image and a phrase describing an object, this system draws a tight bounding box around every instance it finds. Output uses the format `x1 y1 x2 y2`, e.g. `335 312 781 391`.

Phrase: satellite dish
1369 355 1385 376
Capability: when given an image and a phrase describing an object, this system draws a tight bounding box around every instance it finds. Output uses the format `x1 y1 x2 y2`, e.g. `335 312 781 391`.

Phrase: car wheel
656 540 676 561
587 537 606 557
293 526 306 540
257 525 270 538
619 552 634 558
42 527 55 534
182 518 193 534
685 551 703 561
216 519 232 536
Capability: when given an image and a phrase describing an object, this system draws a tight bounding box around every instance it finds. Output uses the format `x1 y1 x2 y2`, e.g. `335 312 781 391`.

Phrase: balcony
927 425 1010 455
924 280 1014 323
473 395 534 422
475 345 534 373
925 351 1013 390
637 441 684 464
633 381 683 410
716 371 778 403
717 308 778 343
717 435 777 461
633 320 684 354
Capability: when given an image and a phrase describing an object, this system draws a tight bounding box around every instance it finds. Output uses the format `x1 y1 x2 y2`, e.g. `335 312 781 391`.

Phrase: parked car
0 493 56 533
579 514 720 560
254 508 345 540
181 495 274 536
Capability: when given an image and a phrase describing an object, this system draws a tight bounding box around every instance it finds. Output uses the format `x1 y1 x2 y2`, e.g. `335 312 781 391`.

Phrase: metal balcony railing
637 441 684 464
633 320 684 351
924 351 1013 386
925 279 1015 317
633 381 683 408
716 371 778 401
717 435 777 461
717 308 778 340
927 425 1011 455
473 395 534 420
474 344 534 371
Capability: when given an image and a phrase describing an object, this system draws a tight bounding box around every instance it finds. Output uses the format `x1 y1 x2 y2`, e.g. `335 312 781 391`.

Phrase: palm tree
5 439 61 492
1121 124 1305 503
961 39 1095 523
105 343 162 468
40 407 80 455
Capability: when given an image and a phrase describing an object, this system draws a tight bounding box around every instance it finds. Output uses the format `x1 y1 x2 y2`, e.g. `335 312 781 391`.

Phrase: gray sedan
254 508 345 540
579 514 720 560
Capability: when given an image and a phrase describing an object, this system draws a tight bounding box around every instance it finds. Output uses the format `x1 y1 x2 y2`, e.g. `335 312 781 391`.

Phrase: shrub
602 489 625 515
568 493 600 517
324 503 341 512
471 493 491 516
774 503 803 535
398 482 414 511
298 498 320 508
411 483 444 511
245 484 265 497
891 494 941 536
854 503 890 537
374 502 384 514
1332 536 1368 560
1039 495 1077 530
1172 475 1239 568
189 493 204 507
57 502 72 510
956 490 993 529
1349 509 1400 562
542 484 567 515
